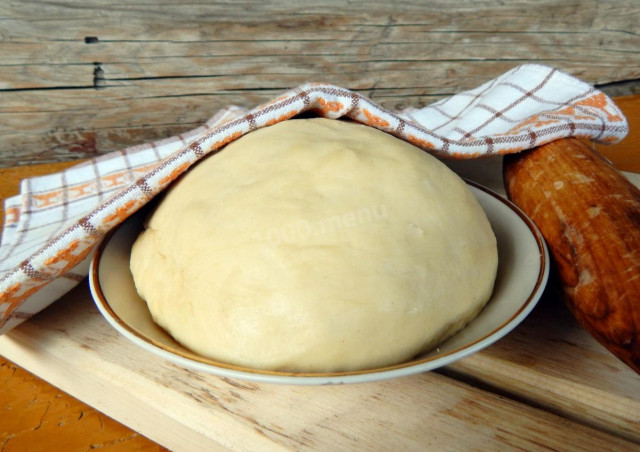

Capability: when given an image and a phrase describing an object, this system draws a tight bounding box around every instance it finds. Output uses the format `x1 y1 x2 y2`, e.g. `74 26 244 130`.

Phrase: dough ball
130 118 498 372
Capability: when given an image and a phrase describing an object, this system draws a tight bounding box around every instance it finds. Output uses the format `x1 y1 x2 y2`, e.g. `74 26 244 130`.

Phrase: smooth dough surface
130 118 498 372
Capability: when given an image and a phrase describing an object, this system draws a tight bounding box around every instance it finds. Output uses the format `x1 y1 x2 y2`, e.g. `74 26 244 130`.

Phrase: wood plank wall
1 1 639 167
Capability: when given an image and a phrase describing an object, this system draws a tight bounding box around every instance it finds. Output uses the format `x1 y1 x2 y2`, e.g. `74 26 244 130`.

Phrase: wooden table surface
2 2 640 451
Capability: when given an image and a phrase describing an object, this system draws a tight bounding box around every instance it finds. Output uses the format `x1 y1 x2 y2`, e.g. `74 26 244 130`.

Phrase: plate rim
89 180 549 385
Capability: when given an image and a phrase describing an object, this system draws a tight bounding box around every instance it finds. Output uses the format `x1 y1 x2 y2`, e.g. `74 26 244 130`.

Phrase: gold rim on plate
89 180 548 384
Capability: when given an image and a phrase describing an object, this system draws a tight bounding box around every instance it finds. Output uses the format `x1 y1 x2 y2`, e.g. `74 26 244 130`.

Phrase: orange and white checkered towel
0 64 628 334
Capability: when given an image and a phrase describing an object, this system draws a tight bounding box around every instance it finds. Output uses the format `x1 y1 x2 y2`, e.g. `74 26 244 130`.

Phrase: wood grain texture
0 165 166 450
1 161 639 450
0 357 167 452
1 284 638 451
446 292 640 443
1 0 640 167
504 139 640 373
2 1 640 449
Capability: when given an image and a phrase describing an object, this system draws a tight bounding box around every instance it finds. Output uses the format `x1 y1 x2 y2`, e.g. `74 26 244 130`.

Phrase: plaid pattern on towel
0 64 628 333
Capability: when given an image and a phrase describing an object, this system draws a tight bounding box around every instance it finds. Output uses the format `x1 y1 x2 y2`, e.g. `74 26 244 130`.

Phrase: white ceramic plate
89 181 548 385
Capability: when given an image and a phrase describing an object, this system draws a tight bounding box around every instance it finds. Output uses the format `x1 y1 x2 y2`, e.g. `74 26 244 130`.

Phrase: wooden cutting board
1 283 639 451
1 98 639 451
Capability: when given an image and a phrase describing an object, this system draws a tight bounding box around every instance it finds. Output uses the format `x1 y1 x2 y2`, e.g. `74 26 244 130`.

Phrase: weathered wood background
1 0 639 167
2 2 640 450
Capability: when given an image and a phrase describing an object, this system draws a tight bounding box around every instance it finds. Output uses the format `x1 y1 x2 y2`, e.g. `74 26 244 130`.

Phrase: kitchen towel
0 64 628 333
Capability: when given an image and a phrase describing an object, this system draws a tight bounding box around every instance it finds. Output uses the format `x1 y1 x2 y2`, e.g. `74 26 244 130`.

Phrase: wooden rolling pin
504 138 640 374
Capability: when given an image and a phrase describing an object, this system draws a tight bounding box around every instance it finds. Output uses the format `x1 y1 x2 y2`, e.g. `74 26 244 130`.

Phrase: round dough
130 118 498 372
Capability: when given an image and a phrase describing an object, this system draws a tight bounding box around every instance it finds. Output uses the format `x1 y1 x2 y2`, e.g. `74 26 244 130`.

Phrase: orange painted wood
0 162 167 451
594 95 640 173
0 358 168 451
0 98 638 451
